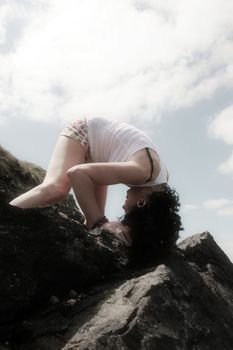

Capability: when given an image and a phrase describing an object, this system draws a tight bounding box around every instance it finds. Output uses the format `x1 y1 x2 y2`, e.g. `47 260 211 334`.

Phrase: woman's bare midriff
129 148 161 181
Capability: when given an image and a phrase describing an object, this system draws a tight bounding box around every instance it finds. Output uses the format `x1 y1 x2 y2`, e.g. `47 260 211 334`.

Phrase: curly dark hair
119 184 184 267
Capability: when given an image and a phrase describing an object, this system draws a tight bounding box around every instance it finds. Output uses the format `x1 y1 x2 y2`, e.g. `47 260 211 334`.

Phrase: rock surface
0 146 130 323
1 233 233 350
1 145 233 350
0 204 130 324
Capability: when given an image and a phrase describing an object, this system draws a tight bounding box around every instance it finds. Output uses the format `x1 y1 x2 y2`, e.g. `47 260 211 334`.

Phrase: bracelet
90 216 109 230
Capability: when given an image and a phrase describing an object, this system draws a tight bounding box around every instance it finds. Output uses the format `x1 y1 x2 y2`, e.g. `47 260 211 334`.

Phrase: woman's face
122 187 146 213
122 185 163 212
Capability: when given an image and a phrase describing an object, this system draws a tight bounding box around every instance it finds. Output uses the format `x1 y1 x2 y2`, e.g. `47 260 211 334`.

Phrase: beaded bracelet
90 216 109 230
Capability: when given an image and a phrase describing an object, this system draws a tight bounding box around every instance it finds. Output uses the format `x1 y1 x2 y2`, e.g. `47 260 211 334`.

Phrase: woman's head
120 183 184 267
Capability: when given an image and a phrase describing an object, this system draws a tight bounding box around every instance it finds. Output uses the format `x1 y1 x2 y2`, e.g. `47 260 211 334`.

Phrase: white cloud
204 198 233 216
218 150 233 175
180 204 198 213
203 198 233 210
204 199 233 216
1 0 233 125
207 106 233 176
207 105 233 145
0 3 7 45
217 206 233 216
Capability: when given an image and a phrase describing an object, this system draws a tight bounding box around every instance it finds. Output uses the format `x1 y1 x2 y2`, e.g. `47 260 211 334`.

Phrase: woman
9 116 183 258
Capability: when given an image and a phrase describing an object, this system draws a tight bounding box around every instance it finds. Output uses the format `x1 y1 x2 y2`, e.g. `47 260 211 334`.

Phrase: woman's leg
9 136 86 208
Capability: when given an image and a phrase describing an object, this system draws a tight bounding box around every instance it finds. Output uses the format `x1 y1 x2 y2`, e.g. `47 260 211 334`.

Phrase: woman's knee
66 165 82 179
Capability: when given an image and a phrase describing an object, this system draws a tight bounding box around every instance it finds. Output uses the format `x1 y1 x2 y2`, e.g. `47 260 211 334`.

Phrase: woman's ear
137 199 146 208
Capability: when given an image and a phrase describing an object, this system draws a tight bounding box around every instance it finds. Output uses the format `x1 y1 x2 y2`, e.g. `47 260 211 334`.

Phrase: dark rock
1 145 233 350
9 232 232 350
0 146 130 325
0 203 130 325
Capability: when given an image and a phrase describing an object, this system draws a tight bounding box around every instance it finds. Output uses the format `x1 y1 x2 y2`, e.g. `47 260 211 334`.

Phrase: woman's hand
101 221 132 247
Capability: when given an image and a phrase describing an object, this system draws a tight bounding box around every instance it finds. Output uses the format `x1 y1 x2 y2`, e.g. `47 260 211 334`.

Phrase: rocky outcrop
1 232 233 350
58 232 233 350
0 204 130 324
0 145 233 350
0 147 130 325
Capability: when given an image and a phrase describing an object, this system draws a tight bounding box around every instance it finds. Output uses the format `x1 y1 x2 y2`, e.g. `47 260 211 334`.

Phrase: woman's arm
67 161 148 229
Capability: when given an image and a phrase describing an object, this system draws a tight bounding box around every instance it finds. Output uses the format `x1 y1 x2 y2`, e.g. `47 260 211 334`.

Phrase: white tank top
86 116 169 186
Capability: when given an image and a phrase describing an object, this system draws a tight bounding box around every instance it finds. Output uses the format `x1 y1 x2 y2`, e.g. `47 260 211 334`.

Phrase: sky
0 0 232 261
